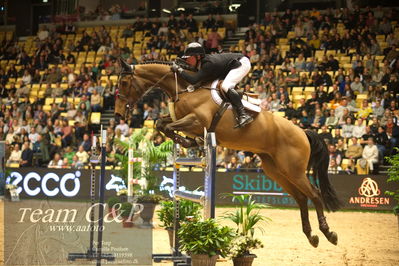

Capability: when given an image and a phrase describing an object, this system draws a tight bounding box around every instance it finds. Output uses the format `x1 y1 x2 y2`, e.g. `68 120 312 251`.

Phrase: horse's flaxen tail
305 130 342 212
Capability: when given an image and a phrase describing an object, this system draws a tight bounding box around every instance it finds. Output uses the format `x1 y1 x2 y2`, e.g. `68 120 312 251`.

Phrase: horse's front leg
156 115 201 148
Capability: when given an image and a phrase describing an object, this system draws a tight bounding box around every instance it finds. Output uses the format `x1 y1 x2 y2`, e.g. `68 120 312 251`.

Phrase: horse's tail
305 130 342 212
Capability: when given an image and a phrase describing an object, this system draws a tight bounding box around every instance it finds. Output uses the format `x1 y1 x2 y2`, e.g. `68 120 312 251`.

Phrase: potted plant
178 218 235 266
107 196 121 217
120 202 135 228
223 194 269 266
136 194 164 227
385 150 399 230
157 199 202 246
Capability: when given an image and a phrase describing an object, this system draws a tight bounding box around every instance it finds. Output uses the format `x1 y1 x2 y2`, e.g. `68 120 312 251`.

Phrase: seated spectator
352 118 366 139
20 141 33 167
285 67 300 87
76 145 90 164
310 108 325 129
15 81 30 98
357 100 373 120
63 146 75 164
350 76 364 94
226 156 241 170
48 153 63 168
325 109 339 129
345 137 363 161
329 144 342 166
375 126 389 162
71 155 84 169
7 144 21 165
90 89 102 112
28 127 40 152
237 155 254 169
79 133 92 152
342 117 354 139
361 137 379 173
328 158 342 174
115 118 129 136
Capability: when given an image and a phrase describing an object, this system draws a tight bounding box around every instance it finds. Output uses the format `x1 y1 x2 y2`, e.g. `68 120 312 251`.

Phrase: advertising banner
5 168 398 211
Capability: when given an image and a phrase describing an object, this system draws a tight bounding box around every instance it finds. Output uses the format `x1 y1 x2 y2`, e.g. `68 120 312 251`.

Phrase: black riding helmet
182 42 205 58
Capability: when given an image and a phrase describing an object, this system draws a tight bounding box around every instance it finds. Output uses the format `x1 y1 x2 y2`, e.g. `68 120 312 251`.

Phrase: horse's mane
138 59 197 72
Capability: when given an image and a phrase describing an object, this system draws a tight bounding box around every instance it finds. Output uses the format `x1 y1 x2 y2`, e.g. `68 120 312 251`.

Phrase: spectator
48 153 63 168
319 125 333 144
75 145 89 164
7 144 22 165
342 117 354 139
115 118 129 136
325 109 339 129
90 89 102 112
328 144 342 167
226 156 241 170
20 141 34 167
79 133 92 151
375 126 389 162
345 137 363 161
361 137 379 172
352 118 366 138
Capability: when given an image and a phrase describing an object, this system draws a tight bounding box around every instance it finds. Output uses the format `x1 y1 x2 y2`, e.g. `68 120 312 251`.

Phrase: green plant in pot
178 218 235 266
157 199 202 246
223 194 269 266
107 196 121 218
385 150 399 230
120 202 135 228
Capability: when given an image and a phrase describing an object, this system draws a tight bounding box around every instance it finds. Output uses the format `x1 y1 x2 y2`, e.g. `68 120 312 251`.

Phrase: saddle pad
210 80 261 113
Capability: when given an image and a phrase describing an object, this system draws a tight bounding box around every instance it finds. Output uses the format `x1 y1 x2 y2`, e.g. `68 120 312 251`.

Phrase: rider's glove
171 62 183 74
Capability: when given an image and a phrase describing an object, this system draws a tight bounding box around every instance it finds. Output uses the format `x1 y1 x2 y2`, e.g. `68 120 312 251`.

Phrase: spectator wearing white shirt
115 118 129 136
362 137 379 172
28 127 40 151
48 153 64 168
7 144 22 164
75 145 90 164
352 118 366 138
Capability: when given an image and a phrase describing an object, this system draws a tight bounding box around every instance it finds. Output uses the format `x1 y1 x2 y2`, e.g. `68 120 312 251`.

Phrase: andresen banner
5 168 398 211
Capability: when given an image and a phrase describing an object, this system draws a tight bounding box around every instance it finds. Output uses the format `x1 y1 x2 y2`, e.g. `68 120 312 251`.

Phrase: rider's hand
171 62 183 73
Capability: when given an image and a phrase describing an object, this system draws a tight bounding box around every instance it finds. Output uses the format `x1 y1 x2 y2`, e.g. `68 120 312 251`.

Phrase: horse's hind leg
259 154 319 247
311 186 338 245
283 171 338 246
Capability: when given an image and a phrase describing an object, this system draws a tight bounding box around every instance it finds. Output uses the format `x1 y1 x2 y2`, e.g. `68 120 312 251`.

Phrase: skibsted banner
4 168 397 211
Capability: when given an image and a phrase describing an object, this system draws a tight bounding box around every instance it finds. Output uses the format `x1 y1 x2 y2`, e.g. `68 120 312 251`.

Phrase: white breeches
221 56 251 92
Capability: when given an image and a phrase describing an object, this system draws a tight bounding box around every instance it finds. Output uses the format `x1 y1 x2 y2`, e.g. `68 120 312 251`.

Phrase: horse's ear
119 58 133 73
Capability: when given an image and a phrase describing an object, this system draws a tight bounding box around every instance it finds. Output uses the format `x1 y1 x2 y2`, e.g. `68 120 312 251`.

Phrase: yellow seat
91 112 101 124
43 105 51 111
68 120 75 126
55 98 63 104
143 120 155 128
45 98 54 105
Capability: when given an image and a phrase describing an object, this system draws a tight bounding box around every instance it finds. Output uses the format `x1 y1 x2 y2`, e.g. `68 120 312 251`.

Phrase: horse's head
115 58 138 121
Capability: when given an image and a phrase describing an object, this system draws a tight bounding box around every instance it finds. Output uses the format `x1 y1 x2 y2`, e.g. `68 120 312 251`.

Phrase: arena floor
0 202 398 266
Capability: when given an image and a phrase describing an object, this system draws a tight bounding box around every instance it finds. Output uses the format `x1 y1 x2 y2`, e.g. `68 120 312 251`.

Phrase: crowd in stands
1 5 399 175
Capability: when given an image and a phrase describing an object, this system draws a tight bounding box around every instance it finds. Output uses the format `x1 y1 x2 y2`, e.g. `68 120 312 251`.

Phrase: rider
171 42 253 128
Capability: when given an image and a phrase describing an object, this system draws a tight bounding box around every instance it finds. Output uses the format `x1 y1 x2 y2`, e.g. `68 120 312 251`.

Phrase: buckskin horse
115 58 341 247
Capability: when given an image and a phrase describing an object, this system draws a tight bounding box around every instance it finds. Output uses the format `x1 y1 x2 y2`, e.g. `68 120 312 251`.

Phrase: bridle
116 65 172 120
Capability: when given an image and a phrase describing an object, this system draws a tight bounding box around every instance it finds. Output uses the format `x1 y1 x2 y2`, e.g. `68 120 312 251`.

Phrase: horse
115 58 341 247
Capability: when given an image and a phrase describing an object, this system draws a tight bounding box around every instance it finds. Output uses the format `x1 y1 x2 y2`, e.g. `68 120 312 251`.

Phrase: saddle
210 80 262 113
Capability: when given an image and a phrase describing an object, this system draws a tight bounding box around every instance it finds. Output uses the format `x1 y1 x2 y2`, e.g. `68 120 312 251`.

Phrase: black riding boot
226 88 254 128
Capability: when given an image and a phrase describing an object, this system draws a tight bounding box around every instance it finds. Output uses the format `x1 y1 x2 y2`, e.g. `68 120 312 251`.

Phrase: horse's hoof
328 231 338 245
309 235 319 248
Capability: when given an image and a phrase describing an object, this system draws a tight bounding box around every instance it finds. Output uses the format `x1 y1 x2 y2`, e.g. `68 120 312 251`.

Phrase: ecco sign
6 171 81 197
